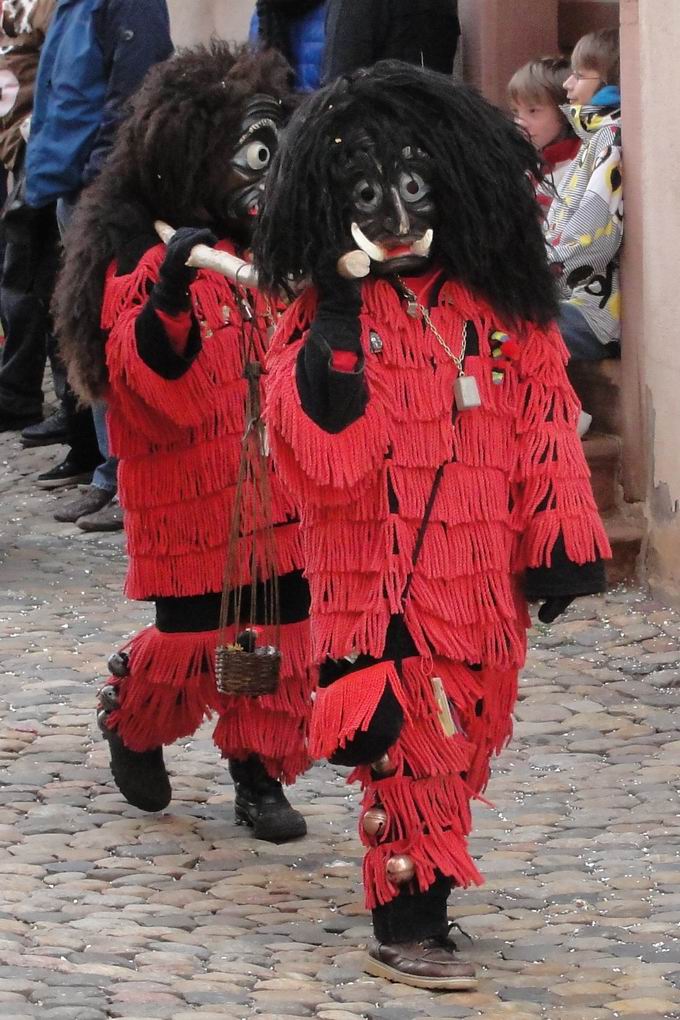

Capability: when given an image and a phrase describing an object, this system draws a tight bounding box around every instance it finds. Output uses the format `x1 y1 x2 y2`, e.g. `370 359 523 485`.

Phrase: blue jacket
26 0 172 208
250 2 327 93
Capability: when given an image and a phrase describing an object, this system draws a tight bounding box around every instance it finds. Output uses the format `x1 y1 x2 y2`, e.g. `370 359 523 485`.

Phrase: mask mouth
351 222 433 262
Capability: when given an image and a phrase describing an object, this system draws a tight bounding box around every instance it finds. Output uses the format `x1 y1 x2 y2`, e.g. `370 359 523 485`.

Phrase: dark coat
322 0 460 83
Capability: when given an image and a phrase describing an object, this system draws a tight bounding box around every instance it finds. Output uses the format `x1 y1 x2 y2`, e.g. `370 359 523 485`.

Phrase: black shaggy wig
54 41 291 403
253 61 558 327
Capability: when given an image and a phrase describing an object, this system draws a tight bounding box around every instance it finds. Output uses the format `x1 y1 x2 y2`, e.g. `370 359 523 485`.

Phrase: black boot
97 684 172 813
229 755 307 843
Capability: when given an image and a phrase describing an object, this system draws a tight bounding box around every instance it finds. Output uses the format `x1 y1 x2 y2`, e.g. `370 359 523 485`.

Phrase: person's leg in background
0 202 60 429
36 381 103 490
0 167 8 336
558 301 620 361
75 399 122 531
21 333 69 446
47 195 121 529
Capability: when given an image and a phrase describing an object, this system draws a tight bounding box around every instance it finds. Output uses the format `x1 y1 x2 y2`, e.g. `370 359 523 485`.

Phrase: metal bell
98 684 120 711
386 854 415 885
107 651 130 678
371 753 397 777
362 807 388 838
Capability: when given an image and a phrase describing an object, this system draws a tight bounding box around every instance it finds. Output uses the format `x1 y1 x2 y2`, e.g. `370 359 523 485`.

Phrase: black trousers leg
62 384 103 470
372 874 452 943
0 204 60 417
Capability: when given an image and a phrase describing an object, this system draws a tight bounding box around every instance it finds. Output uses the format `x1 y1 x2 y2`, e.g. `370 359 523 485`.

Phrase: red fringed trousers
105 584 314 784
310 646 518 937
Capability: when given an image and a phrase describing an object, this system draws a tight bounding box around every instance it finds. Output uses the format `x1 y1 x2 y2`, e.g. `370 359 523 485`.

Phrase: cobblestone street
2 430 680 1020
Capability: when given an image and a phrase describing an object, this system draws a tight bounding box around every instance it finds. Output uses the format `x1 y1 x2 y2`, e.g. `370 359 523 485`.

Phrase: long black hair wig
254 61 558 326
54 41 291 403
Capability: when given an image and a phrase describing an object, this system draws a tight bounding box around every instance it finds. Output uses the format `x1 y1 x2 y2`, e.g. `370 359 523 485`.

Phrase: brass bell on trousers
386 854 415 885
362 807 388 837
371 753 397 777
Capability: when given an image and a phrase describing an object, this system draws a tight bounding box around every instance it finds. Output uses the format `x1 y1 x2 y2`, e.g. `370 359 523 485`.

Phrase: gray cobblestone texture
2 431 680 1018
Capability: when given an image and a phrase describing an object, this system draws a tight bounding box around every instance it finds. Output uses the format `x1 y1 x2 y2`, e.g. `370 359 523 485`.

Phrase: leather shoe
0 409 42 432
37 456 96 489
77 498 123 532
365 936 478 991
54 485 112 523
229 755 307 843
21 407 68 447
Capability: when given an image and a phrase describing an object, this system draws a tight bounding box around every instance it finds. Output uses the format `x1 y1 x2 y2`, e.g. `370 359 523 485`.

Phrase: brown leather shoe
365 936 478 991
77 499 123 532
54 485 112 523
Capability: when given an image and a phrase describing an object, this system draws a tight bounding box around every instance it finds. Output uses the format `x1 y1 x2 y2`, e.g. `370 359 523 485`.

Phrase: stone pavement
2 430 680 1020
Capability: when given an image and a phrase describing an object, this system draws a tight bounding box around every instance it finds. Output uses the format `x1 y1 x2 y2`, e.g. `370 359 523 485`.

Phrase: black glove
312 258 363 354
153 226 217 316
538 596 574 624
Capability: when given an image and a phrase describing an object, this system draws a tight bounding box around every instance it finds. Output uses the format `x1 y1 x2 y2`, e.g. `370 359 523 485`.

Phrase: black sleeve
523 533 607 601
295 325 369 434
134 301 202 381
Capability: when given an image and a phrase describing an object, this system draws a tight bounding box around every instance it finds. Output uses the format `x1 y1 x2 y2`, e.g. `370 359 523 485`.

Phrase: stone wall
620 0 680 598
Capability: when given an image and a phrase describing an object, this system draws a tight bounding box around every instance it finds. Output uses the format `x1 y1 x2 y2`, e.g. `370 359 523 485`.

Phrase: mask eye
399 171 430 204
245 140 271 171
352 178 383 213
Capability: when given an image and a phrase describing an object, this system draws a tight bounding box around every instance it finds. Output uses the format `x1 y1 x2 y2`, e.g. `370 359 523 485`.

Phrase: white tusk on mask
337 250 372 280
410 228 434 257
350 222 386 262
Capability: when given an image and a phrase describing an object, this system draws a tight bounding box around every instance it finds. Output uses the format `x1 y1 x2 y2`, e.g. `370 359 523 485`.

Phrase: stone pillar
459 0 559 106
168 0 252 48
620 0 680 595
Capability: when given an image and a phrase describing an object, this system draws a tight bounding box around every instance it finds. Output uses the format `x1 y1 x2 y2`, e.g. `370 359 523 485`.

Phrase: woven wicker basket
215 643 281 697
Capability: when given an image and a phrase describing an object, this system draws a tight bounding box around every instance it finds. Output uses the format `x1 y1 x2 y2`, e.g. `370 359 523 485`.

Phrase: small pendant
369 330 383 354
266 324 276 341
221 304 231 324
406 300 422 320
454 374 482 411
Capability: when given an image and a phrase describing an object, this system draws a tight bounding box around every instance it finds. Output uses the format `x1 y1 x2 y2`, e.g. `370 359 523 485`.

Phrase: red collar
542 136 580 170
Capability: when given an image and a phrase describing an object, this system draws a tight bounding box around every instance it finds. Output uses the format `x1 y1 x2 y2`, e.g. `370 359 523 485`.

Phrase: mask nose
384 186 410 237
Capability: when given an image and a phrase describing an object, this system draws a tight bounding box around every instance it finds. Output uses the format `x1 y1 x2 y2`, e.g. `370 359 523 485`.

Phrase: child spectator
545 28 623 361
508 57 580 213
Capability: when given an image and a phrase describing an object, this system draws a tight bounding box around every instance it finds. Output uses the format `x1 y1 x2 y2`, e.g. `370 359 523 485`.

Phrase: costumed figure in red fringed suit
53 43 313 842
255 63 610 985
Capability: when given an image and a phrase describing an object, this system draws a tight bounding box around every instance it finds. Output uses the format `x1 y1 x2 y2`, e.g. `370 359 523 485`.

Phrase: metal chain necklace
397 277 482 411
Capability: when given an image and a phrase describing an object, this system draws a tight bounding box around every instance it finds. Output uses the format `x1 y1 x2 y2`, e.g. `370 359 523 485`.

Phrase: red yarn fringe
363 830 483 910
460 667 519 796
309 661 408 760
106 619 313 782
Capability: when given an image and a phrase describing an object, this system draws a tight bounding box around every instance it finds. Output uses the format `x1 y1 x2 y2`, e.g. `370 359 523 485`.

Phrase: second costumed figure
257 63 610 987
54 43 313 842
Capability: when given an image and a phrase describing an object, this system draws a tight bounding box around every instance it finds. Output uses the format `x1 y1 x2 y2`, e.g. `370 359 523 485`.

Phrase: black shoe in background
0 408 42 433
21 407 68 447
36 455 95 489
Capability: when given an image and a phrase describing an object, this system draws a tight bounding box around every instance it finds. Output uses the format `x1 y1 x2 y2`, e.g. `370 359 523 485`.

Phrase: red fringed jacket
266 274 610 672
102 241 303 601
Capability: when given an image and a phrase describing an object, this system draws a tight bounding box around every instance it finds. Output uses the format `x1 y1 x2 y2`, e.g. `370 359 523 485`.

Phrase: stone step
604 513 646 585
568 359 622 436
583 433 622 515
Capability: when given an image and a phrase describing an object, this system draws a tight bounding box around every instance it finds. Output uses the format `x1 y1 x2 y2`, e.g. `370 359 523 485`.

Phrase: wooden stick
154 220 259 291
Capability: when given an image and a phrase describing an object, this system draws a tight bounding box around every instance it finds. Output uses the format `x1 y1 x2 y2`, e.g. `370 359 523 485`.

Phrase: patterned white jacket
546 101 623 346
